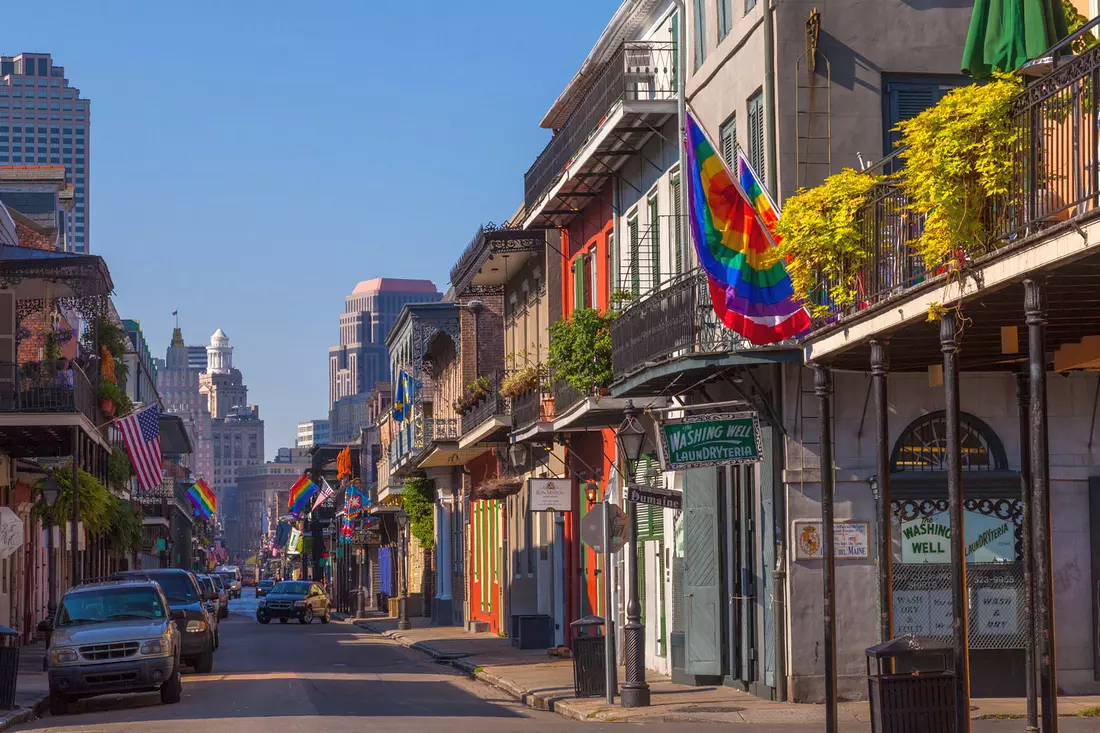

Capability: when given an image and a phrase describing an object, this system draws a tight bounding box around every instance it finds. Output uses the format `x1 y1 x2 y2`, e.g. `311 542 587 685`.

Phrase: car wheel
160 662 182 704
48 691 71 716
279 617 289 624
299 608 313 625
257 614 271 624
321 609 331 624
194 649 214 674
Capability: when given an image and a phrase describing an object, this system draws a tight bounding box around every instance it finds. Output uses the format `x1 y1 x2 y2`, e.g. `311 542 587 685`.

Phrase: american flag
119 404 163 493
310 477 335 512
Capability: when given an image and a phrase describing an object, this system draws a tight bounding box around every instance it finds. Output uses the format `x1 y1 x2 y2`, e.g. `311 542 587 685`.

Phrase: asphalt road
11 590 1098 732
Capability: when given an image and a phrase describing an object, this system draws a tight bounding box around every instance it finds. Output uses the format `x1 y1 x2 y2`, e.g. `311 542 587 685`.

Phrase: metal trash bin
570 615 611 698
0 625 20 710
866 634 956 733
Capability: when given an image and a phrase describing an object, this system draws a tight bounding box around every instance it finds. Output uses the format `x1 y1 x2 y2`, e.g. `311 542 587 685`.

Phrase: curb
0 694 48 732
352 621 595 722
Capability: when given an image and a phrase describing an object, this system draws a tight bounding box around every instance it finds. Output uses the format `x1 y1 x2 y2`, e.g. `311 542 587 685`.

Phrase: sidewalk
0 642 48 731
354 615 1100 725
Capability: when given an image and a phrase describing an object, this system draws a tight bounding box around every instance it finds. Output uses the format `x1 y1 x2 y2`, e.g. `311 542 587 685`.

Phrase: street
6 592 1094 733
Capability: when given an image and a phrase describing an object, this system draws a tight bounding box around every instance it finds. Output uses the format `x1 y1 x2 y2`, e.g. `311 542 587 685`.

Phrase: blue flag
393 370 408 422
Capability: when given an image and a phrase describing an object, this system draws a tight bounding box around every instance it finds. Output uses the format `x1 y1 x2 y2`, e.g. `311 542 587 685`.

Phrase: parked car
214 566 242 599
113 569 216 673
255 579 275 598
208 575 230 619
257 581 331 625
195 576 221 648
46 579 182 715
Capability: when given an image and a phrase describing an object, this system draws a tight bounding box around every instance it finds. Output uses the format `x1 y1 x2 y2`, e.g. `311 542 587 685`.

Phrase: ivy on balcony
547 308 615 394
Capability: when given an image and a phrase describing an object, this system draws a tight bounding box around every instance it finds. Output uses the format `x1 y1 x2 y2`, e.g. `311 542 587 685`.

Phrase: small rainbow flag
287 475 319 517
186 479 217 519
684 111 810 345
737 150 781 244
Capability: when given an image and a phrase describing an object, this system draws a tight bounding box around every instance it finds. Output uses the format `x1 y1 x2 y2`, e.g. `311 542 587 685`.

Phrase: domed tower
207 328 233 374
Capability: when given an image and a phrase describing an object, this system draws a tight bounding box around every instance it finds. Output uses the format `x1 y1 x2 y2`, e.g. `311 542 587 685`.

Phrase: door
684 467 722 676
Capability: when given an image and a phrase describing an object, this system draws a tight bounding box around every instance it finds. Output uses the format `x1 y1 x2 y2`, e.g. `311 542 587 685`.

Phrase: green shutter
649 197 661 288
671 177 683 274
747 92 765 186
719 115 737 166
629 217 640 296
573 256 586 311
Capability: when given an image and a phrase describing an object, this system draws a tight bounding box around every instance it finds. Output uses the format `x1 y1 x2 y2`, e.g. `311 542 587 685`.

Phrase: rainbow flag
287 475 319 517
737 150 781 244
186 479 217 519
684 111 810 344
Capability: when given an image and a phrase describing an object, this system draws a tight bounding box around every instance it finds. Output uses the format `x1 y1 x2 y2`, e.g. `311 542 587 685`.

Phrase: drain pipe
672 0 689 267
764 0 778 195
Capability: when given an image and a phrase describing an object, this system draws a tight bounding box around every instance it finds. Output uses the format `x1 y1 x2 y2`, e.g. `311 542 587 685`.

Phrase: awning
962 0 1069 79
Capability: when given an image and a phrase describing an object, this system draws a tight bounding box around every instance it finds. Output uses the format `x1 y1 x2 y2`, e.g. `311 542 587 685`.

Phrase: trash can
866 634 957 733
570 615 611 698
0 625 20 711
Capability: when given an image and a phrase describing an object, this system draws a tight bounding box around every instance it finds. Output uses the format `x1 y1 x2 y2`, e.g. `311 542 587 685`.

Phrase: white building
296 419 329 449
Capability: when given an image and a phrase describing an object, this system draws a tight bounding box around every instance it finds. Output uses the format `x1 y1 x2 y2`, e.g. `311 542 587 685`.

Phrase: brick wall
14 220 55 252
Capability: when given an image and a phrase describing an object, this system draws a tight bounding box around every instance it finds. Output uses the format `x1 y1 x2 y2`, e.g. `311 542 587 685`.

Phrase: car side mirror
171 608 186 620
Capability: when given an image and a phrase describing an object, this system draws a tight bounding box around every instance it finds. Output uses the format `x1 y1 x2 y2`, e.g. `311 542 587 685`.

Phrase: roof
68 579 160 594
350 277 439 296
0 166 67 183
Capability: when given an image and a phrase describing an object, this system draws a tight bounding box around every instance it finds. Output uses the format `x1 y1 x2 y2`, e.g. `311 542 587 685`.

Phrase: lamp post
616 399 649 708
40 471 62 621
396 511 411 631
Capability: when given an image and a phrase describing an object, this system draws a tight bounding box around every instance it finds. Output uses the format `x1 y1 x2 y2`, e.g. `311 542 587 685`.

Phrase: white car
46 580 182 715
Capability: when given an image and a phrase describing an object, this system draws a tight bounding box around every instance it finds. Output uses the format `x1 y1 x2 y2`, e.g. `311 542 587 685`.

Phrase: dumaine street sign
657 411 763 470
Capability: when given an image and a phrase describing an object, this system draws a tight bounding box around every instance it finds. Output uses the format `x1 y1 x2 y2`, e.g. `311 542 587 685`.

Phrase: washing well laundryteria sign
899 509 1015 564
657 412 763 470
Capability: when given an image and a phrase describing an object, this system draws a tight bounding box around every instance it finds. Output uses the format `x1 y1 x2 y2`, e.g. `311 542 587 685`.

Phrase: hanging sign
626 484 683 510
792 520 870 561
657 412 763 470
528 478 571 512
0 507 22 558
899 509 1015 564
286 528 303 556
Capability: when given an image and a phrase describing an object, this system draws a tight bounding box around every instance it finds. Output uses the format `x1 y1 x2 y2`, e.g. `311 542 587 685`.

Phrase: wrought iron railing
460 371 510 436
424 417 459 443
612 269 776 378
512 387 554 432
0 360 98 424
816 33 1100 326
550 379 584 416
524 40 677 211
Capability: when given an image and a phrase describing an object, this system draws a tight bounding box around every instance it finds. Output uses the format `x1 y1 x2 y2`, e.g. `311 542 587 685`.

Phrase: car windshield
57 587 166 627
218 573 236 584
272 581 310 596
119 573 198 604
210 576 224 590
258 580 274 588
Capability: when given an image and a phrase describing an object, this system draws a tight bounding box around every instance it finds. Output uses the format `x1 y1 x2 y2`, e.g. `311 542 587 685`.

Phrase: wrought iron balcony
550 379 584 416
459 372 510 436
424 417 459 443
0 360 98 424
524 40 677 224
449 225 545 295
812 41 1100 330
511 387 554 434
611 269 770 380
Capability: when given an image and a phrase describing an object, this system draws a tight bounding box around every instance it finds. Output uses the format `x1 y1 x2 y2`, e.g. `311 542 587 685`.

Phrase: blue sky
1 0 619 458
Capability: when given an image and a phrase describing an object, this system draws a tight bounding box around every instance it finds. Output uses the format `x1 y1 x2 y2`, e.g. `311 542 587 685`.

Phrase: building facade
236 447 311 563
0 166 72 251
122 318 159 406
155 327 214 486
0 53 90 253
296 419 330 449
328 278 440 442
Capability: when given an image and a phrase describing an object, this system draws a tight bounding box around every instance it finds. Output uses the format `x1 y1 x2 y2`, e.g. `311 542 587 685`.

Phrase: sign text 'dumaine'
657 412 763 470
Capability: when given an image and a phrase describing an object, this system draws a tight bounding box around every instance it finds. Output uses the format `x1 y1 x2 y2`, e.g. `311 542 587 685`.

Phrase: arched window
890 411 1007 473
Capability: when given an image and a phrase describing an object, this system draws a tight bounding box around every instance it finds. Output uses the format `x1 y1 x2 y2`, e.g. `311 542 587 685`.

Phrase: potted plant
500 366 539 400
42 327 73 369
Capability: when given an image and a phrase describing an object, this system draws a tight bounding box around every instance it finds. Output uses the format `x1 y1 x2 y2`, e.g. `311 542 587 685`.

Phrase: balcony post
1025 278 1058 732
812 364 837 732
940 309 970 733
869 339 892 644
71 427 80 586
1016 371 1039 733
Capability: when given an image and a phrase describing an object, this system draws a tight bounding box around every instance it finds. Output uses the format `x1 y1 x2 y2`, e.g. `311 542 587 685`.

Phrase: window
648 193 660 288
747 90 765 185
882 74 966 169
572 254 587 311
628 213 641 296
745 0 757 11
693 0 707 70
719 114 737 165
718 0 733 40
670 174 684 274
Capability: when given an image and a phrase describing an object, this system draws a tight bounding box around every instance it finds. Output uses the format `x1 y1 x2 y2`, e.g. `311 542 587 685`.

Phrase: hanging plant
452 376 491 414
896 74 1022 269
42 326 73 362
401 475 435 549
499 366 539 400
98 379 132 418
108 446 133 492
34 466 114 536
773 168 880 318
547 308 615 394
106 499 143 554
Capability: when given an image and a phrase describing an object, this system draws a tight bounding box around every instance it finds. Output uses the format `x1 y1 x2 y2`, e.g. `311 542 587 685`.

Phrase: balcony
524 40 677 229
0 360 104 455
459 371 512 448
610 269 801 396
804 38 1100 371
449 225 544 295
511 384 555 442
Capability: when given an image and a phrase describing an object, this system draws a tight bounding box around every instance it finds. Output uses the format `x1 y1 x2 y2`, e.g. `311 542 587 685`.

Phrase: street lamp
615 399 650 708
396 511 411 631
38 471 62 642
584 481 599 505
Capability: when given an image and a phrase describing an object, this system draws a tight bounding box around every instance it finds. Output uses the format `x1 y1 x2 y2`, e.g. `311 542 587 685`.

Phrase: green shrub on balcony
34 466 114 535
500 366 539 400
897 74 1022 269
773 168 880 318
548 308 615 394
107 499 143 554
108 446 133 492
402 475 435 549
453 376 491 414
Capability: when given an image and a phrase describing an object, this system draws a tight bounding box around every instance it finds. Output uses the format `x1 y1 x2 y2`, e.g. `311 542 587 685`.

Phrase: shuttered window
670 175 683 274
634 455 666 541
572 255 586 311
648 195 660 289
747 91 765 186
882 75 965 167
719 114 737 166
745 0 757 12
629 214 641 296
693 0 707 70
718 0 733 40
585 250 595 308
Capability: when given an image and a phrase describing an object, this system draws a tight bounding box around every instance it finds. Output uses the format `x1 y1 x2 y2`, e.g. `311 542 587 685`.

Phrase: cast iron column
1016 371 1039 733
813 364 837 733
941 310 971 733
71 428 80 586
621 482 650 708
397 524 412 631
870 340 893 643
1025 279 1058 732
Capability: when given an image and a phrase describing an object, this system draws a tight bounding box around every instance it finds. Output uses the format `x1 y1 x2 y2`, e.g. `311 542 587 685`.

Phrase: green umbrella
962 0 1070 79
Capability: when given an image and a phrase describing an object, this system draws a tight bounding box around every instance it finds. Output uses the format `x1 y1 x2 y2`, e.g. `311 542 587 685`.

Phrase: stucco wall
783 365 1100 700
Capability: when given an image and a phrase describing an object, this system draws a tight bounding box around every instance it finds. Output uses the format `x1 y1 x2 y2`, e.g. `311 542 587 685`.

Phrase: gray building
0 53 91 253
122 318 159 407
156 327 214 485
328 278 440 442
